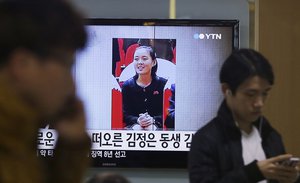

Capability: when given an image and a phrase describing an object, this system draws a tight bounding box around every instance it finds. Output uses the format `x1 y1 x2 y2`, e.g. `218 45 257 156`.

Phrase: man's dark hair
220 48 274 94
0 0 87 66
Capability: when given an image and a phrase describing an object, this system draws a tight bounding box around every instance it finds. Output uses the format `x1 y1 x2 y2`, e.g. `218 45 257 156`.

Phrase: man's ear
221 83 231 96
7 49 40 79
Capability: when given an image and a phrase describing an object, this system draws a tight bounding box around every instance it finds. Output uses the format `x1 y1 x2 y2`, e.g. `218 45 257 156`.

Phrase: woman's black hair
220 48 274 94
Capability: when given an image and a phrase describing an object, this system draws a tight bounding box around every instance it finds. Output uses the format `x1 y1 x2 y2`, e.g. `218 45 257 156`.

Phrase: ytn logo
193 33 222 40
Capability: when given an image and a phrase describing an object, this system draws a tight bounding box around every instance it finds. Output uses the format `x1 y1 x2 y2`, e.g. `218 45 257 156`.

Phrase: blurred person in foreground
0 0 91 182
86 172 130 183
189 49 300 183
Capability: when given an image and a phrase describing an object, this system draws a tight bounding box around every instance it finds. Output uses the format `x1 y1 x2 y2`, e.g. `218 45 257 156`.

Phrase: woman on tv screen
122 45 167 130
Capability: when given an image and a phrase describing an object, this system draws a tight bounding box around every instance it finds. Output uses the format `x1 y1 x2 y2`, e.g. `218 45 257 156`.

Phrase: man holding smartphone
0 0 90 182
189 49 299 183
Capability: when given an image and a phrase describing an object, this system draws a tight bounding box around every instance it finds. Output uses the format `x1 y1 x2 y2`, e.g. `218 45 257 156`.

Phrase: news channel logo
193 33 222 40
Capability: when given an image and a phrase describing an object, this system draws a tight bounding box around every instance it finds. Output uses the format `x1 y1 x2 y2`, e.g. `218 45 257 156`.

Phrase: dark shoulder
190 118 225 156
122 77 136 89
193 118 223 144
155 76 168 85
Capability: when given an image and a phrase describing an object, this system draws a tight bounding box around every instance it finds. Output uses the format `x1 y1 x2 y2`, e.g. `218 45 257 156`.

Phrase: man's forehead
239 76 272 91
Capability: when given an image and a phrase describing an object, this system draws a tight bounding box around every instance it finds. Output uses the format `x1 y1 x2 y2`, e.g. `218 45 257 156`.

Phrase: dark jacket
122 76 167 129
189 100 288 183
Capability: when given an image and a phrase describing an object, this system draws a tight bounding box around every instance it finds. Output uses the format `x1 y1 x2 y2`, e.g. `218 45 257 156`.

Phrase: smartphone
280 157 300 167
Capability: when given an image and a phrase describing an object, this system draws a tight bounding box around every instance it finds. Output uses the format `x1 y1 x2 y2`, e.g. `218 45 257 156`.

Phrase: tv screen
37 19 239 168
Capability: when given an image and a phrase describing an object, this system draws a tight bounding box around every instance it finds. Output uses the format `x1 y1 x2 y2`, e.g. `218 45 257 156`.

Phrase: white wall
70 1 249 183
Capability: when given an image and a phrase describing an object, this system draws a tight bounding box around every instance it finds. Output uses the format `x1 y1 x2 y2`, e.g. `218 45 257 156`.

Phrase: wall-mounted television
37 19 239 168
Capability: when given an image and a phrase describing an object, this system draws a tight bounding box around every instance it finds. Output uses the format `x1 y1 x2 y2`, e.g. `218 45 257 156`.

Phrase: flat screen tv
37 19 239 168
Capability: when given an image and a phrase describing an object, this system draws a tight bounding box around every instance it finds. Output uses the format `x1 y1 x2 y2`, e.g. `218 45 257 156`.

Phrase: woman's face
133 47 156 76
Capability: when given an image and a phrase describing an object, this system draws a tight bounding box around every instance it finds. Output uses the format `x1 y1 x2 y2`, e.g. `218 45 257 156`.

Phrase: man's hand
258 154 299 183
54 99 87 142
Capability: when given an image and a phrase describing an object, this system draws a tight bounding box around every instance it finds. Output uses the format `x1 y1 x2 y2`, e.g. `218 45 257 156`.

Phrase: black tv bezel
83 18 239 169
85 18 239 51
